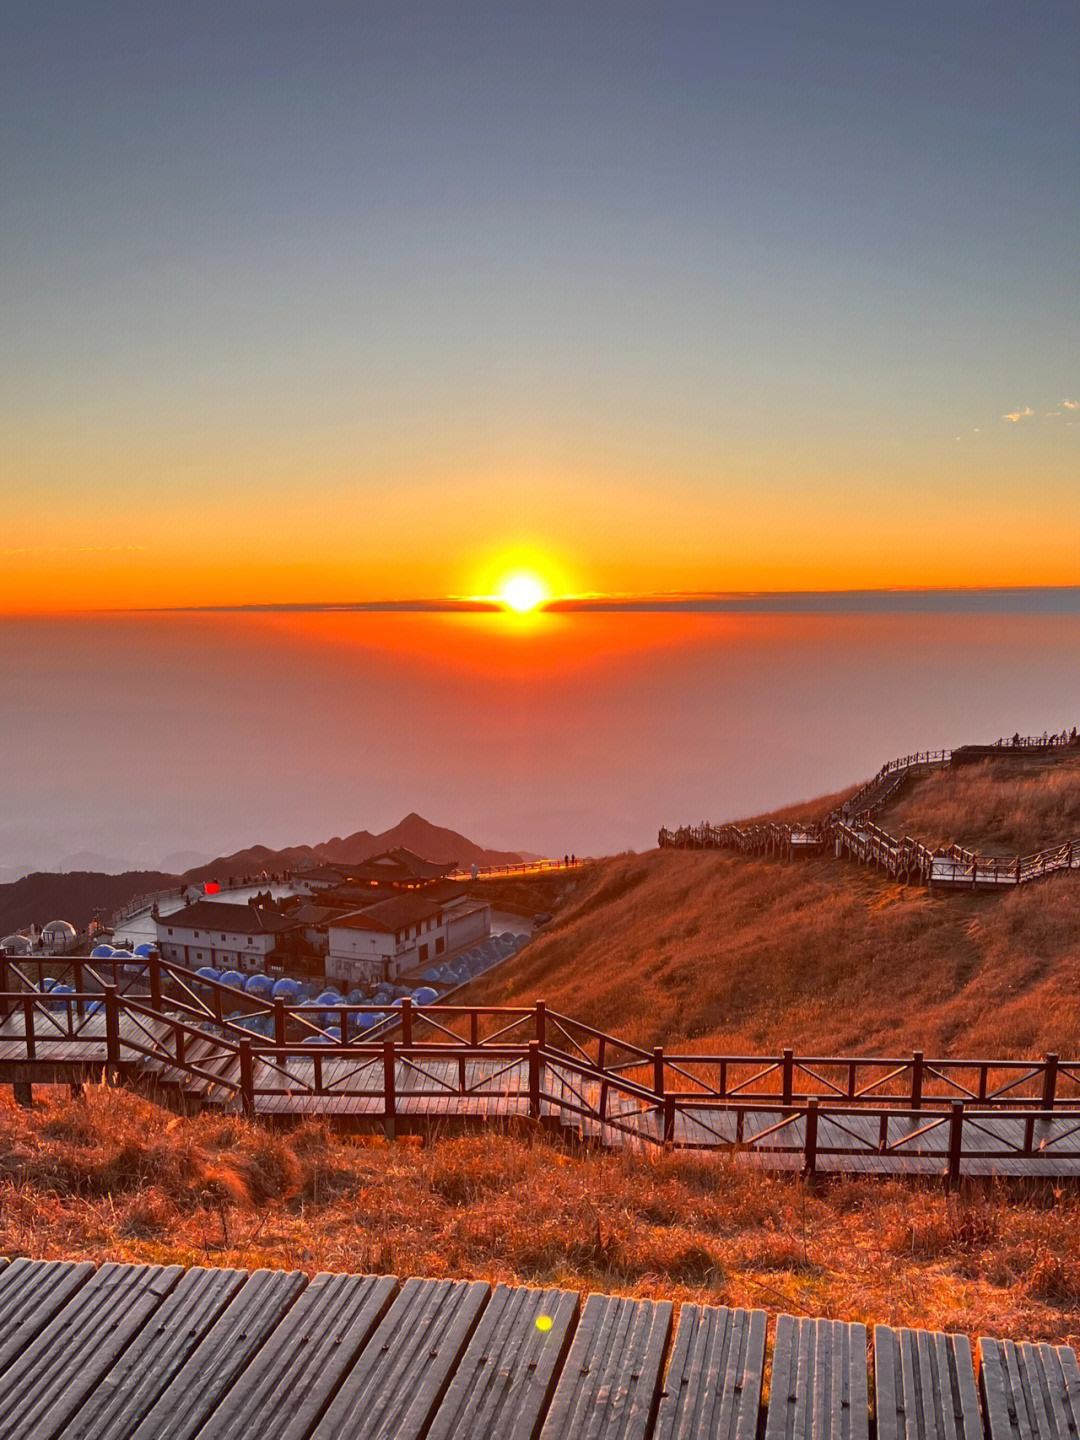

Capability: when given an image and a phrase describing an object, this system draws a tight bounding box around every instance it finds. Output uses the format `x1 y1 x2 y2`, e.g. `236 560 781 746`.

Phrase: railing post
239 1039 254 1117
911 1051 923 1110
653 1046 665 1099
274 997 287 1054
174 1020 185 1067
804 1098 819 1175
1023 1111 1035 1154
529 1040 541 1120
73 960 84 1017
534 1001 546 1049
149 953 162 1010
947 1101 964 1190
663 1094 676 1145
22 993 36 1062
0 957 8 1018
782 1049 794 1107
383 1040 396 1138
104 983 120 1081
401 996 413 1047
1041 1054 1059 1111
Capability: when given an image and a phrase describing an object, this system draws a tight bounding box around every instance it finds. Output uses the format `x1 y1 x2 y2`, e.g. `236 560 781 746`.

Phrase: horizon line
115 585 1080 616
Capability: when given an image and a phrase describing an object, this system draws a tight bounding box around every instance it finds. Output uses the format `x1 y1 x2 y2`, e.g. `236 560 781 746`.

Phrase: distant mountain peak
180 813 525 882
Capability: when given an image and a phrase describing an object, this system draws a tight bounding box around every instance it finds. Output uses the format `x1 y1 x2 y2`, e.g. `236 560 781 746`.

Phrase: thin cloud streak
141 588 1080 617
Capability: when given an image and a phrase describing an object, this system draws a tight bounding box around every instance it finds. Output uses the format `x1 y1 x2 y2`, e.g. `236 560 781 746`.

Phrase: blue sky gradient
2 1 1077 607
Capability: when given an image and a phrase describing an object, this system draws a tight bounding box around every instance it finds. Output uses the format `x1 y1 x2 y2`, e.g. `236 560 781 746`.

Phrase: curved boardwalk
659 732 1080 890
0 1256 1076 1440
2 955 1080 1183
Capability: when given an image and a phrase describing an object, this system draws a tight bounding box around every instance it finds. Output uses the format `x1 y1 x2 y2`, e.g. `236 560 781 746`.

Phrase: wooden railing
660 731 1080 888
3 957 1079 1105
3 985 1079 1183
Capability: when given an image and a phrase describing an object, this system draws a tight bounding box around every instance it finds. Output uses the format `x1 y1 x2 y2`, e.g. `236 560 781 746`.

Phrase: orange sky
3 445 1079 614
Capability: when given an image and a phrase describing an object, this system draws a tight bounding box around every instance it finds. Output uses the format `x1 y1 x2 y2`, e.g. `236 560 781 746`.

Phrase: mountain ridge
181 813 524 880
0 815 526 936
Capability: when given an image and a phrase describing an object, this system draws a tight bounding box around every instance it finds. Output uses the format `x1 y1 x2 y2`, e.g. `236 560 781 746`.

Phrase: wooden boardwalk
659 734 1080 891
0 1257 1076 1440
2 968 1079 1182
3 1002 1080 1180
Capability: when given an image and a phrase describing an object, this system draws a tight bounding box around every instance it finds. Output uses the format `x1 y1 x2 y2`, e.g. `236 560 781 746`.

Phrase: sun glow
498 572 550 613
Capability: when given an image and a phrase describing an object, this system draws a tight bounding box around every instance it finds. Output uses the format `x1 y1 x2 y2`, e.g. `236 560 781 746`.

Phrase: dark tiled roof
329 893 446 935
345 848 457 882
156 900 296 936
291 903 336 927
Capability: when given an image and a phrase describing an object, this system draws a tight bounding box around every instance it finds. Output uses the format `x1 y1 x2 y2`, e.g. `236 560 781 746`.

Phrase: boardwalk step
63 1265 249 1440
979 1336 1080 1440
655 1303 766 1440
875 1324 981 1440
765 1314 868 1440
203 1271 398 1440
0 1261 182 1440
128 1268 309 1440
309 1276 489 1440
425 1284 579 1440
0 1258 97 1374
539 1292 673 1440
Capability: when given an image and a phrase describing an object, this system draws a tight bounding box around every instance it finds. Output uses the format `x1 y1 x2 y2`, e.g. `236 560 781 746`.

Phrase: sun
498 572 550 613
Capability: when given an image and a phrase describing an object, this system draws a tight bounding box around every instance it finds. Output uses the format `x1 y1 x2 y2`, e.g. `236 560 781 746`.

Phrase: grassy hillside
881 754 1080 854
3 1085 1077 1345
466 758 1080 1058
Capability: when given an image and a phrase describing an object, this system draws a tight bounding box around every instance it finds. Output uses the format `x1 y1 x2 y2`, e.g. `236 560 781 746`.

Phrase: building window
419 944 428 963
435 938 445 955
221 934 226 941
167 928 173 936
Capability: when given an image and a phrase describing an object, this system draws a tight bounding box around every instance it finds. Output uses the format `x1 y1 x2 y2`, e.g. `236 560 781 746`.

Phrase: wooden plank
0 1261 183 1440
198 1270 396 1440
308 1277 489 1440
654 1303 766 1440
765 1313 868 1440
425 1284 579 1440
538 1292 673 1440
875 1325 980 1439
979 1336 1080 1439
0 1258 97 1373
64 1265 248 1440
128 1268 309 1440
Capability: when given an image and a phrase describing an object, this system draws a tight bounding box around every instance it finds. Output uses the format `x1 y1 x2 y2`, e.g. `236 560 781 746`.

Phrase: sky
2 0 1078 612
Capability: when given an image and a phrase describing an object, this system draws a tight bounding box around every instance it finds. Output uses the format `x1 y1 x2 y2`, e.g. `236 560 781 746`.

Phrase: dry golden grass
9 761 1080 1351
466 848 1080 1057
882 756 1080 854
2 1085 1077 1347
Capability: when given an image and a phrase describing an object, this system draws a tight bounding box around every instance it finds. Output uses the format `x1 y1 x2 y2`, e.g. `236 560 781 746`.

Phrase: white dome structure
1 935 31 955
42 920 78 953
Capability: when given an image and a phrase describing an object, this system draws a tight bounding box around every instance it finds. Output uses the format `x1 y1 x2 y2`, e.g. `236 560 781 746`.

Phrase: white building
326 892 490 986
155 900 296 974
